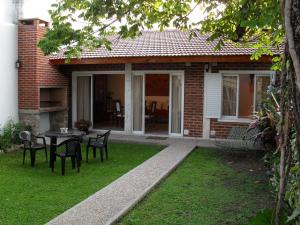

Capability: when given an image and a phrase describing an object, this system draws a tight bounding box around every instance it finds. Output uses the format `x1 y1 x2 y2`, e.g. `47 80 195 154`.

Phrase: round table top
44 130 85 138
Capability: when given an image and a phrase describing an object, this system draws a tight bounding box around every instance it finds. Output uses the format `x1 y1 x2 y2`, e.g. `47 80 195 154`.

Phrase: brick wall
18 23 39 109
184 63 204 137
18 19 69 110
210 119 249 139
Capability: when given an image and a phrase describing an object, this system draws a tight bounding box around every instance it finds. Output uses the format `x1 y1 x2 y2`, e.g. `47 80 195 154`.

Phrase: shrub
0 120 32 151
74 119 92 134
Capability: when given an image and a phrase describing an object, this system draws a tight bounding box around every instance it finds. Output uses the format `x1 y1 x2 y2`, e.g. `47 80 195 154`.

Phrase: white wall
0 1 18 130
0 1 16 23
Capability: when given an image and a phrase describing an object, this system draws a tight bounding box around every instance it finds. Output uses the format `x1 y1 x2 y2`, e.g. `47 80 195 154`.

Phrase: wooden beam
49 55 272 65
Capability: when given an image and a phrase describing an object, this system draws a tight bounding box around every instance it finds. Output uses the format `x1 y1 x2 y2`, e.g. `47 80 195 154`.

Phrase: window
222 73 270 118
222 76 237 116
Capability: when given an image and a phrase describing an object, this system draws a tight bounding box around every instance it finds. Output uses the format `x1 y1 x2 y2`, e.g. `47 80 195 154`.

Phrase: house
0 1 21 129
18 18 274 139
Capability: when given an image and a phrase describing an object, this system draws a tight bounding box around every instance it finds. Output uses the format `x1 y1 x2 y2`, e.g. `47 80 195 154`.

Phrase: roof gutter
49 55 273 66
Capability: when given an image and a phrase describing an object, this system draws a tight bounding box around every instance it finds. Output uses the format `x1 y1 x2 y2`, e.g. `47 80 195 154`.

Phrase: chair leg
100 148 104 162
50 153 56 173
23 149 26 165
30 150 35 167
93 147 96 158
45 148 48 162
71 156 75 169
61 157 66 176
105 146 108 160
86 145 89 162
52 160 55 172
76 157 81 173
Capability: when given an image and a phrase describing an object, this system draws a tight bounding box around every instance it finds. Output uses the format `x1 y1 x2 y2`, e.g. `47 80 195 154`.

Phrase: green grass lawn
0 142 162 225
120 148 273 225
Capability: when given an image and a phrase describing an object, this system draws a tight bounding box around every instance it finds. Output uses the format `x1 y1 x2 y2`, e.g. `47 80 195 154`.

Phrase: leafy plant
0 120 32 151
74 119 92 134
248 85 280 152
251 208 289 225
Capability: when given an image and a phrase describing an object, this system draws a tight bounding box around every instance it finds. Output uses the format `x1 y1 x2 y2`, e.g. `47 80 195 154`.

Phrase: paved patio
106 133 216 148
46 138 201 225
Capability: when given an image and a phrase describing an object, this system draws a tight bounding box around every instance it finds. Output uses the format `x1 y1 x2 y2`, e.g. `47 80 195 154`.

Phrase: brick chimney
18 18 69 133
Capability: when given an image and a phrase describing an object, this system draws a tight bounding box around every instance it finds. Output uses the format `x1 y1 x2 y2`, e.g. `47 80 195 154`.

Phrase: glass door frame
132 70 184 136
72 71 128 131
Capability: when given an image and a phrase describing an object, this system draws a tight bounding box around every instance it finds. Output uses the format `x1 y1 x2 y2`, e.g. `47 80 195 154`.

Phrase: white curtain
222 76 237 116
133 75 143 131
77 77 91 121
171 75 182 134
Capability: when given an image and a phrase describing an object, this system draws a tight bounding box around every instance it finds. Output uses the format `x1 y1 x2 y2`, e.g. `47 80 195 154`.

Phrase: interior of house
93 74 125 131
145 74 169 135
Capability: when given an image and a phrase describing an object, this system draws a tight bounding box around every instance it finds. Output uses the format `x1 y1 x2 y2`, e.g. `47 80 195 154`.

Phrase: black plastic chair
145 101 157 127
53 138 82 176
86 130 111 162
19 131 48 167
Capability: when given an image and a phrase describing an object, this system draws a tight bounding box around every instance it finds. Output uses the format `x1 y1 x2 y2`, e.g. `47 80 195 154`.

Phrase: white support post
202 118 211 139
124 63 132 134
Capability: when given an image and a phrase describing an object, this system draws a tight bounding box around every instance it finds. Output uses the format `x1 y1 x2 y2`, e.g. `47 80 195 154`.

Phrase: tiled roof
50 30 269 59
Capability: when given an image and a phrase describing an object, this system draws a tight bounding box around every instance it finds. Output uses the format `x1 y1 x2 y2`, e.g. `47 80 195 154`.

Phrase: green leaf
287 206 300 222
250 208 276 225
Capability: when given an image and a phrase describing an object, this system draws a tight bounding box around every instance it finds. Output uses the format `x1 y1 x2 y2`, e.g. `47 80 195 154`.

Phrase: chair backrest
245 127 261 141
64 139 81 157
103 130 111 146
115 101 121 113
227 127 248 140
151 101 157 113
19 131 32 148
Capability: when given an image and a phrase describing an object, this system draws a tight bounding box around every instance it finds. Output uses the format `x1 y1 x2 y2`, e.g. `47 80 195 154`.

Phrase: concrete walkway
46 140 197 225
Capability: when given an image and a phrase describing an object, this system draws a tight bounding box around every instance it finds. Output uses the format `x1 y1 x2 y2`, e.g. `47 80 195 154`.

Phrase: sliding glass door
170 73 183 135
131 72 183 136
132 74 144 133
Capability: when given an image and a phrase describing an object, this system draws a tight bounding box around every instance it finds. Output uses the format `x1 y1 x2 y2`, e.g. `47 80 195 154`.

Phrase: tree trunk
276 1 300 224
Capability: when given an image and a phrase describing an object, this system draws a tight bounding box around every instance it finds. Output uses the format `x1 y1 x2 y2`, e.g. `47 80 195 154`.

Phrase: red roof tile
50 30 274 60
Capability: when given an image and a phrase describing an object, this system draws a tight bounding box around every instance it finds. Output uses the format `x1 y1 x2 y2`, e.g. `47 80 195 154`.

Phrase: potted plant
75 120 92 134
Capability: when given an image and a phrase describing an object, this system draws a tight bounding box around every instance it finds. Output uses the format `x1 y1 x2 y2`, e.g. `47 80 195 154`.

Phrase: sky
22 0 207 29
22 0 54 21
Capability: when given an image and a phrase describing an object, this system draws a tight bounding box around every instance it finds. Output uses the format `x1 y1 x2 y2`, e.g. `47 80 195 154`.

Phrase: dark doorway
93 74 125 130
145 74 169 135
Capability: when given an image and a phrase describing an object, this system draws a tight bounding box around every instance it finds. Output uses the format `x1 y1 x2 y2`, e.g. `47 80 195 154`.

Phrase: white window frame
219 70 274 122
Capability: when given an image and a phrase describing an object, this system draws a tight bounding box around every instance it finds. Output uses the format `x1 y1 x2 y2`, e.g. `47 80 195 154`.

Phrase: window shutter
204 73 222 118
